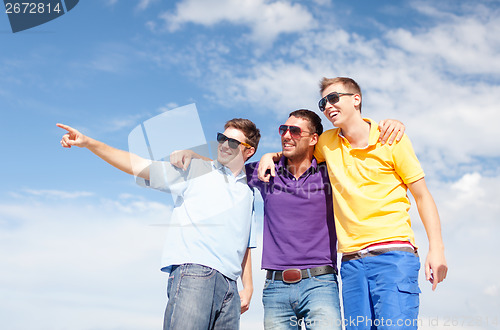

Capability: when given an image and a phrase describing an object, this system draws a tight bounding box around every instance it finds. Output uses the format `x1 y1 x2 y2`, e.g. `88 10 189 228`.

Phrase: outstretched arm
57 123 151 180
239 248 253 314
408 178 448 291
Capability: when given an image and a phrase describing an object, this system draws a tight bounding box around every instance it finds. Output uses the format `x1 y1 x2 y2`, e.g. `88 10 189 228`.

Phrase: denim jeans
263 272 342 330
163 263 240 330
341 251 421 330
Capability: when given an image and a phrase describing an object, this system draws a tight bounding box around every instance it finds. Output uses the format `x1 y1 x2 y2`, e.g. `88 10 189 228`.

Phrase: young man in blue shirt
57 118 261 330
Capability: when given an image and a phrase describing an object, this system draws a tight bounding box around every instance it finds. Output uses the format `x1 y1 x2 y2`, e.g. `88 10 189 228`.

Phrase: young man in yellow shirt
313 77 447 329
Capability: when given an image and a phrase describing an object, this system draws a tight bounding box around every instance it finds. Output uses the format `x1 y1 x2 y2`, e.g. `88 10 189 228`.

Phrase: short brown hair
319 77 362 111
288 109 323 136
224 118 261 155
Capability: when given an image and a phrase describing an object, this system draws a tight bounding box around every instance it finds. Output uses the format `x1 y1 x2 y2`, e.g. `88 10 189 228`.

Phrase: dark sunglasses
278 125 314 139
217 132 252 149
318 92 354 112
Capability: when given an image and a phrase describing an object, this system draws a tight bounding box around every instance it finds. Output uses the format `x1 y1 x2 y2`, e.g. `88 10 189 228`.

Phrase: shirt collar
337 118 380 148
277 155 319 175
365 118 381 146
212 160 247 181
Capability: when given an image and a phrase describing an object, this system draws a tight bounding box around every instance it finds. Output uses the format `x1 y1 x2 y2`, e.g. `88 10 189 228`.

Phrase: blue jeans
263 272 342 330
163 263 240 330
341 251 421 330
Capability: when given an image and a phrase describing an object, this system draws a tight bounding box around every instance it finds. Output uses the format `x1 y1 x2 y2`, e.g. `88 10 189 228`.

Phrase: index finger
56 123 76 133
432 273 438 291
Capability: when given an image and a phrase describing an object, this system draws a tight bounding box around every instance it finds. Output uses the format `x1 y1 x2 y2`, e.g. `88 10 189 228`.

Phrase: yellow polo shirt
314 118 425 253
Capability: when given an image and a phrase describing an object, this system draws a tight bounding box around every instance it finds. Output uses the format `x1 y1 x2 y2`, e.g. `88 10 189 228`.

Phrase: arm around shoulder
257 151 282 182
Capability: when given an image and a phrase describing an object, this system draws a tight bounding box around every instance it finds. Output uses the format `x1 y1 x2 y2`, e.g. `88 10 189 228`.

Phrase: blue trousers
263 272 342 329
341 251 421 330
163 263 240 330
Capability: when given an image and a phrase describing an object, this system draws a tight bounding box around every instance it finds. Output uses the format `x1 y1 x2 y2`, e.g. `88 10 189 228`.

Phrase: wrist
242 285 253 293
428 242 445 252
81 136 93 149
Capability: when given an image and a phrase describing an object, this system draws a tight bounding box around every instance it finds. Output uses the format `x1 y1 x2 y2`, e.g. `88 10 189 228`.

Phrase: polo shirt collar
338 118 380 148
276 155 319 176
365 118 381 146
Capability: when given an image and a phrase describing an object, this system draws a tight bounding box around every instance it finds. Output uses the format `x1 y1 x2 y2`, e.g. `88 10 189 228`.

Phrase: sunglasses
318 92 354 112
217 132 252 149
278 125 314 139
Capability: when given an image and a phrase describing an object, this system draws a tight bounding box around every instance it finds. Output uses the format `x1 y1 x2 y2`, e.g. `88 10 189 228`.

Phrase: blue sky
1 0 500 329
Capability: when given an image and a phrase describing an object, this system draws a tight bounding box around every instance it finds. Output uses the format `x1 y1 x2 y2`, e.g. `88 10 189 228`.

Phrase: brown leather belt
266 265 337 284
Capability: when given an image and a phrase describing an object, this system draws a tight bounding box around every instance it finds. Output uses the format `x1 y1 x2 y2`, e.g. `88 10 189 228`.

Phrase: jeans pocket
397 279 421 317
182 263 216 277
312 273 338 283
167 274 175 299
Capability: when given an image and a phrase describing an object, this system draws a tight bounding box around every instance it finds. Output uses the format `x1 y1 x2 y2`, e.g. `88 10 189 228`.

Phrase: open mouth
329 111 339 119
282 141 295 150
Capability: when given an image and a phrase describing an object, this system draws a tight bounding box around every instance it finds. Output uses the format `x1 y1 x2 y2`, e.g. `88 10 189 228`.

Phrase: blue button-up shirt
141 159 256 280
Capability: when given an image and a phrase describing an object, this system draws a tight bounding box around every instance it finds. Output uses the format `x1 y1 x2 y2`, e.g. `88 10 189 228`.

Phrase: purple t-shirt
246 157 337 270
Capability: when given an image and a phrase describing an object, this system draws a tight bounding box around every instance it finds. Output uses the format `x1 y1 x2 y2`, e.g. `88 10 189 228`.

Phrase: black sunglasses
318 92 354 112
217 132 252 149
278 125 313 139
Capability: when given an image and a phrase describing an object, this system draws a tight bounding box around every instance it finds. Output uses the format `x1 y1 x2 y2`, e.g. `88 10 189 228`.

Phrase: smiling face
281 116 317 162
216 127 249 168
321 83 361 128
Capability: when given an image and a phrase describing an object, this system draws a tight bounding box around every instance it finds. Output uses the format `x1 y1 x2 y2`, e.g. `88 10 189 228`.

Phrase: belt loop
306 268 312 278
271 270 276 282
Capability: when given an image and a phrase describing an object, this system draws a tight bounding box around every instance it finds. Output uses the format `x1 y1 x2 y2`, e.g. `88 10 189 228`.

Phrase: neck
226 162 243 176
219 157 245 176
286 151 313 179
340 117 370 148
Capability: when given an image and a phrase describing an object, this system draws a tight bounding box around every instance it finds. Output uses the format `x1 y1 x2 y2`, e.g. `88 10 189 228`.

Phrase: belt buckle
282 268 302 284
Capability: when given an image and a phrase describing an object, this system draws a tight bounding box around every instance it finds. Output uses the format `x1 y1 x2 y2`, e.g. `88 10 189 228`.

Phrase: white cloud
137 0 158 11
450 172 485 201
157 102 180 113
106 113 147 132
19 189 94 199
159 0 315 45
106 0 158 10
387 3 500 75
87 49 131 74
484 284 499 297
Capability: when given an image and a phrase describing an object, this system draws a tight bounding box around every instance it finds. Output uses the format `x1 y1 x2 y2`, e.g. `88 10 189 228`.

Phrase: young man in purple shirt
246 109 341 329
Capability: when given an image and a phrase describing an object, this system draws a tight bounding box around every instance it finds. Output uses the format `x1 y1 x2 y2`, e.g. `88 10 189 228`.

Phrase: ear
243 146 256 161
353 94 362 110
309 133 319 146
